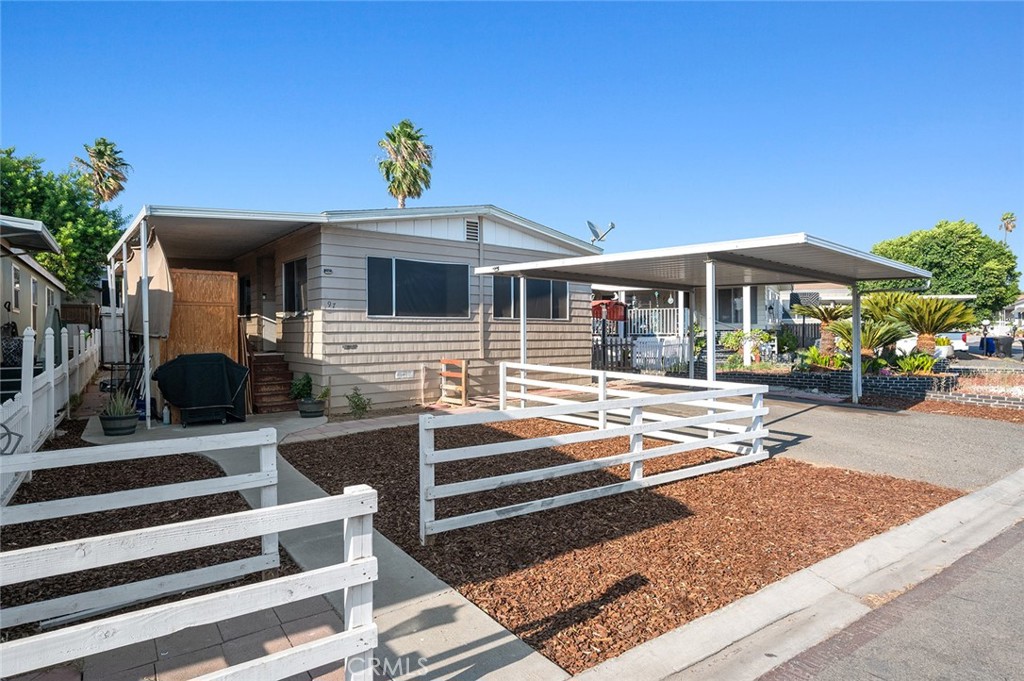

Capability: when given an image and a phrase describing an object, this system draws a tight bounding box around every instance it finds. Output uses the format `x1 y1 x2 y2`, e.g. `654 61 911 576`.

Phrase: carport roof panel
475 233 931 288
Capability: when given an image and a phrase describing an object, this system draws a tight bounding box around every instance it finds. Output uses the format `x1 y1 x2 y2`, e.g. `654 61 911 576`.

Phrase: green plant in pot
99 391 139 436
291 374 329 418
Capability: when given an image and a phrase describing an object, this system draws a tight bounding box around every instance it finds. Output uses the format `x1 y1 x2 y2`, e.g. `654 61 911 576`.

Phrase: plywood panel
164 269 239 362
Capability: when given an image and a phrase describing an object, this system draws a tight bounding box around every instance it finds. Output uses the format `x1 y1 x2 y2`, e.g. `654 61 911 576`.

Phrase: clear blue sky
2 1 1021 263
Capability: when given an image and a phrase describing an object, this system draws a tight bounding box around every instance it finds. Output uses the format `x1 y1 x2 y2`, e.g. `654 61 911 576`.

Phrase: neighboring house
1003 294 1024 325
1 215 65 339
110 205 600 410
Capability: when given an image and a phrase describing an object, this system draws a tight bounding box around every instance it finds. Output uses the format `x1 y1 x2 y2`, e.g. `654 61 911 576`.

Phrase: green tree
1000 212 1016 244
378 119 433 208
867 220 1020 318
1 147 124 297
74 137 132 205
790 303 852 356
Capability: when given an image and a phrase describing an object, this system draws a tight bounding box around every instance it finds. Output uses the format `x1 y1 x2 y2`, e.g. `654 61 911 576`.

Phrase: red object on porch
591 300 626 321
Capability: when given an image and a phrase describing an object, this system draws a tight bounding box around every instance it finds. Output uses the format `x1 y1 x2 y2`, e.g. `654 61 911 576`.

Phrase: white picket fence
418 362 769 543
1 326 101 504
0 428 280 628
0 485 378 681
632 335 688 372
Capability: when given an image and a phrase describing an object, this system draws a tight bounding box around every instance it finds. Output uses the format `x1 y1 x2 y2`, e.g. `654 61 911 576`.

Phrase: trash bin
984 337 996 356
994 336 1013 358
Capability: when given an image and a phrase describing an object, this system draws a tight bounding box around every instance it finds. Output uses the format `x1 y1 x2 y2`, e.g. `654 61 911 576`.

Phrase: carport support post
140 218 152 428
742 285 752 367
519 275 527 408
120 243 130 372
705 260 716 381
688 289 696 379
851 287 862 404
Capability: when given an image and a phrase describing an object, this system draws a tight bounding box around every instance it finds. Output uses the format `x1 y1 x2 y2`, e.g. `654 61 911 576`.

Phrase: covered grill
153 353 249 427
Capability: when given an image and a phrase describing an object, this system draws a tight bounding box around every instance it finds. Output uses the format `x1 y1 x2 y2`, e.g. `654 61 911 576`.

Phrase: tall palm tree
999 212 1017 244
893 297 975 355
378 119 433 208
74 138 132 205
790 303 852 356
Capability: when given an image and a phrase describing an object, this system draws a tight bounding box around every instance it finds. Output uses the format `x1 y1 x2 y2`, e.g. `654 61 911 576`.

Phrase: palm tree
790 303 852 355
862 291 915 322
999 212 1017 244
378 119 433 208
829 319 912 358
893 297 975 355
74 137 132 205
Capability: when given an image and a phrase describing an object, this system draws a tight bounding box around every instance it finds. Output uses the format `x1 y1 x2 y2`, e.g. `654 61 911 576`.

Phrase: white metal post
60 328 70 410
742 285 752 367
705 261 716 382
44 329 54 425
598 371 608 429
120 243 129 370
751 391 764 455
518 276 527 409
628 406 644 481
20 328 35 442
343 484 375 681
499 361 508 411
419 418 435 546
139 218 152 427
687 290 695 379
851 287 862 404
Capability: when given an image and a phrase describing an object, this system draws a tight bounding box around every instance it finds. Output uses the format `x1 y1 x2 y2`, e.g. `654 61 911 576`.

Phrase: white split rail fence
0 428 279 629
1 326 101 503
0 486 378 681
418 362 769 544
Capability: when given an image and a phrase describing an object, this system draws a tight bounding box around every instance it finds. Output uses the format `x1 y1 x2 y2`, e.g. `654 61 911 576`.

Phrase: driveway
763 396 1023 491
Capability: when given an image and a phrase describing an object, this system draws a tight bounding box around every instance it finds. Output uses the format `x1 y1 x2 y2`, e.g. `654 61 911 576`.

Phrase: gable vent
465 220 480 242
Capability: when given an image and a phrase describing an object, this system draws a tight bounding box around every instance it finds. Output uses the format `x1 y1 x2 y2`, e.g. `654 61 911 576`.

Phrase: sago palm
829 319 912 358
862 291 915 322
74 137 131 205
790 303 852 355
378 119 433 209
893 297 975 355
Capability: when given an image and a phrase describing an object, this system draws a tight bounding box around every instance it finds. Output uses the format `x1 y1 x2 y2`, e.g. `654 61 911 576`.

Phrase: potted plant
291 373 329 418
99 391 139 436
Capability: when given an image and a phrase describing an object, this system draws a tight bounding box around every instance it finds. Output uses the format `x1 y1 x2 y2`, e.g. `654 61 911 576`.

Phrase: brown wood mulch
280 419 963 674
0 419 297 642
857 396 1024 424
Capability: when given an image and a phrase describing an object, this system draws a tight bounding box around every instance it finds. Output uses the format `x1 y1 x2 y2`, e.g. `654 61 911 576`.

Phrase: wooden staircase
250 352 296 414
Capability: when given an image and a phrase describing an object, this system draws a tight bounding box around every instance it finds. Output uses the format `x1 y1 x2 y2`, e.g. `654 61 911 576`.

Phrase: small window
238 276 252 316
11 266 21 311
46 287 56 313
493 276 569 320
716 286 758 325
31 278 39 329
283 259 307 313
367 257 469 318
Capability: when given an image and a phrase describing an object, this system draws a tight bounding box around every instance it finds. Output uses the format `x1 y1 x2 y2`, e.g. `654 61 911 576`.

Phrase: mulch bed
1 419 297 641
858 396 1024 424
281 419 962 673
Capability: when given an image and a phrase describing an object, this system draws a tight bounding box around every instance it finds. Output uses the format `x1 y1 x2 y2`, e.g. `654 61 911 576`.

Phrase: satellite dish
587 220 616 244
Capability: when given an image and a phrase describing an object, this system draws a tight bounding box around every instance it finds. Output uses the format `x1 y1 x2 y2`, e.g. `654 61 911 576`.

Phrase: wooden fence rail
0 428 279 629
419 362 769 544
0 488 378 681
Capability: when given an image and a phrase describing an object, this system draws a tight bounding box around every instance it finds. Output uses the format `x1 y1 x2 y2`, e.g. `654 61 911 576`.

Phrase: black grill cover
153 353 248 423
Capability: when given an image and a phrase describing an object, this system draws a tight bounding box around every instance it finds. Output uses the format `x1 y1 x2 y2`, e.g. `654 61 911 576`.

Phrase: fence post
259 440 279 565
499 362 507 411
60 328 70 409
598 372 608 429
343 484 375 681
751 390 764 456
629 406 644 481
19 328 36 445
44 329 55 428
419 417 435 546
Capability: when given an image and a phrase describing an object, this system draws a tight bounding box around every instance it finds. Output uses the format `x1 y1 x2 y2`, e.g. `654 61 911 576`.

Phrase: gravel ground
280 419 962 674
0 419 297 642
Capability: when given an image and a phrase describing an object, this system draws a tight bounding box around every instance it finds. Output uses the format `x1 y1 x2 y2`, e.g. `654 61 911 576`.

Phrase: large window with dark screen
367 257 469 318
492 276 569 320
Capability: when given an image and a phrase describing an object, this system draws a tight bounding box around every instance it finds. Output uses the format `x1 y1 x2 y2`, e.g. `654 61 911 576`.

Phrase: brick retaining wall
924 390 1024 411
695 368 957 400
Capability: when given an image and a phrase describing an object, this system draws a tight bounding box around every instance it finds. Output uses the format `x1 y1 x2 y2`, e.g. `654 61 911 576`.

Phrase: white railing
418 362 769 543
632 335 688 372
628 307 679 336
0 428 280 628
1 326 101 504
0 486 378 681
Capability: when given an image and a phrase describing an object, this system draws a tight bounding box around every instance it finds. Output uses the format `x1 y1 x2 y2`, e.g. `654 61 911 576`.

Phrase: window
716 286 758 324
367 257 469 318
283 259 307 313
11 266 21 311
493 276 569 320
46 287 55 313
238 276 252 316
31 278 39 329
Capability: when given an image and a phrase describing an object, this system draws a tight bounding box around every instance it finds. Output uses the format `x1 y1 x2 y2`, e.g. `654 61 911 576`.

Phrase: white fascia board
802 234 932 279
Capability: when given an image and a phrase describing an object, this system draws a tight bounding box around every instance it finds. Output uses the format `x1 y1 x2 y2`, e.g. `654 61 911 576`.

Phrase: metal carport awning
475 232 931 403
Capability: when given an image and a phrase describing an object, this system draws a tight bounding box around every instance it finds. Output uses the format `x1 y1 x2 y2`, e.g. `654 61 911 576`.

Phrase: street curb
574 466 1024 681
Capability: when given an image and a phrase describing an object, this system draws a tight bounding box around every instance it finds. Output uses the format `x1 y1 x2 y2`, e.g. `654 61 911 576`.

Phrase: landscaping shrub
896 352 937 375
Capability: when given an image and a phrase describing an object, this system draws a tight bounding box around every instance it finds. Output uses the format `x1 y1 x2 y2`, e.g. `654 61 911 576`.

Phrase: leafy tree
1 147 124 297
790 303 852 356
74 138 132 205
893 297 975 355
867 220 1019 318
1000 212 1017 244
378 119 433 208
830 319 912 358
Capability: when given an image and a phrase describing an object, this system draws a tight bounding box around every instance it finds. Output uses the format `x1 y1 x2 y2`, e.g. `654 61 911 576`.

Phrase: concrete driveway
763 396 1023 491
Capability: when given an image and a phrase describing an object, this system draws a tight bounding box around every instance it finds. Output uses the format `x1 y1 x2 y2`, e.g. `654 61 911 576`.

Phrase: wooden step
253 401 298 415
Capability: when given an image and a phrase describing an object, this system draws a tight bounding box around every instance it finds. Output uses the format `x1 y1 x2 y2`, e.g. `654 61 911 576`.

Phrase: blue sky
2 1 1021 262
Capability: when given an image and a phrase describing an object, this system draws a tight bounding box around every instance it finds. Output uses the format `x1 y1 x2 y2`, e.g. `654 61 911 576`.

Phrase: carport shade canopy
475 232 932 403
